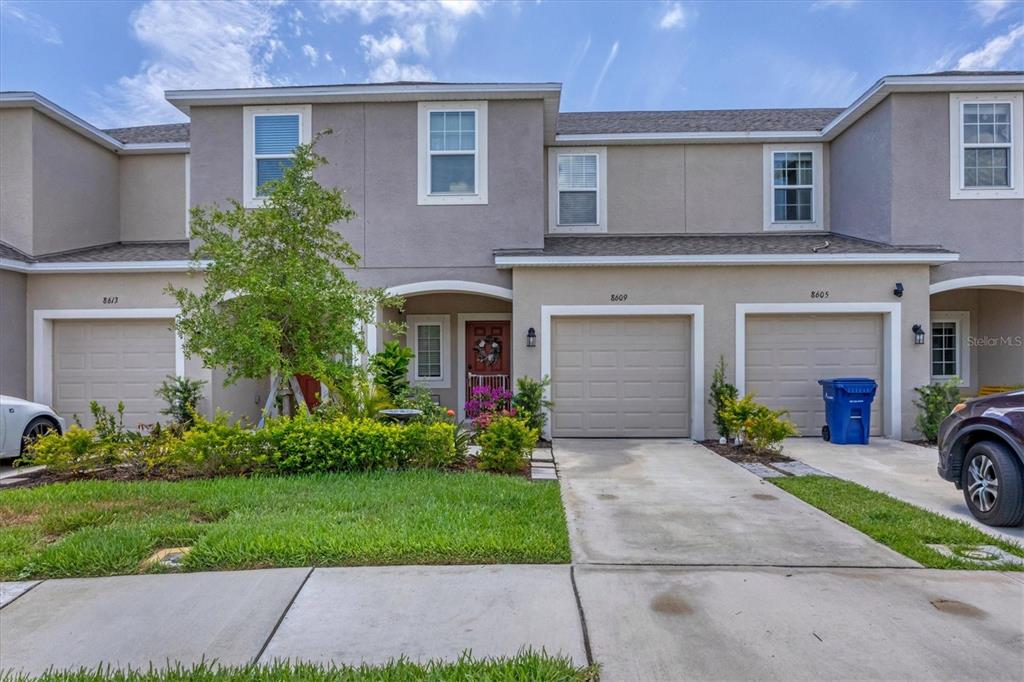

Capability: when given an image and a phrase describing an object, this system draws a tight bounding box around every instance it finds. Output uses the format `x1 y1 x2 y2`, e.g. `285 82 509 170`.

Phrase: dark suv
938 389 1024 527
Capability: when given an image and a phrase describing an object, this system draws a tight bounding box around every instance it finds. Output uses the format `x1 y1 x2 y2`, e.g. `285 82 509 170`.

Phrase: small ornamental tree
167 133 401 416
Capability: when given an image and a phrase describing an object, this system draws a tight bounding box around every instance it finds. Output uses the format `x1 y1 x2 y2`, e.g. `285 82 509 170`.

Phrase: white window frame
949 92 1024 200
417 101 488 205
762 143 824 231
242 105 312 208
548 147 607 233
930 311 971 387
407 314 451 389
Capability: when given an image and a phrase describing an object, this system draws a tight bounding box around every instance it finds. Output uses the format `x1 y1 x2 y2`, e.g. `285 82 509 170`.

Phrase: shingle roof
2 241 192 264
103 123 190 144
495 233 952 257
556 108 845 135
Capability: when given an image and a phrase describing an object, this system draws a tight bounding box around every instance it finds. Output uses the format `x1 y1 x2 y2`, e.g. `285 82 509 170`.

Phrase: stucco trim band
496 253 959 268
929 275 1024 294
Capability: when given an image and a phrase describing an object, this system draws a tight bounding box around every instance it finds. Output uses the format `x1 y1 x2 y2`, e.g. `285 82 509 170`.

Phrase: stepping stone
531 461 555 470
772 461 833 477
737 462 786 479
531 467 558 481
0 465 42 480
0 477 26 487
926 544 1024 567
0 581 40 608
532 448 554 463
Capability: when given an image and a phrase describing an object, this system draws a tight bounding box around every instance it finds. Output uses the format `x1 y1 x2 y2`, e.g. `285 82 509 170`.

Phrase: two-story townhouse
1 72 1020 441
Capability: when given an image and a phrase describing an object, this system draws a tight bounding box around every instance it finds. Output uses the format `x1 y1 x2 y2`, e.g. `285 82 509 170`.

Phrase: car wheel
20 417 57 455
961 440 1024 527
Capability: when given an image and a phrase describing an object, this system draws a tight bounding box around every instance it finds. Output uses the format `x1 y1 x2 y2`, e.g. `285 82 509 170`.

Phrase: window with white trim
547 147 607 233
930 311 970 386
243 105 311 208
417 102 488 205
949 92 1024 200
557 153 599 226
407 315 450 388
762 143 824 230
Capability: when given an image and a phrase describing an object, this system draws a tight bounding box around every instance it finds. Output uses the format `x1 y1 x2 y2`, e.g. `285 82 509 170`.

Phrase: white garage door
53 319 176 428
745 314 883 436
551 316 690 438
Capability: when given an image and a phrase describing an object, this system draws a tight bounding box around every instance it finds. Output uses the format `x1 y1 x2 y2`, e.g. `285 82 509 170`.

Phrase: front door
466 321 511 394
294 374 322 411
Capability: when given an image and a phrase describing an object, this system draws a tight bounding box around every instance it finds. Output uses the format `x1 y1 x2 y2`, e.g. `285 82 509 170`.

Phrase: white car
0 395 65 459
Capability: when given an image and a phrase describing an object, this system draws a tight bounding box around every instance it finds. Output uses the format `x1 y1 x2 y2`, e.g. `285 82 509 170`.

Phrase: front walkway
782 438 1024 543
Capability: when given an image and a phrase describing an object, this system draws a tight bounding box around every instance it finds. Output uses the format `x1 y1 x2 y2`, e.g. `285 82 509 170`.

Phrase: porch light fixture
893 282 904 298
912 324 926 345
526 327 537 348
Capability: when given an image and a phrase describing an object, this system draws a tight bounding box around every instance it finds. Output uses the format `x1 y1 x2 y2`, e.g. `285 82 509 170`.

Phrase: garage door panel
53 319 175 427
746 314 882 436
552 316 690 438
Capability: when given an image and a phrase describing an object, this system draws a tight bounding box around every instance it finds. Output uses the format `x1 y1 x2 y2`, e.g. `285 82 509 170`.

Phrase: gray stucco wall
32 111 120 255
190 100 544 289
119 153 187 242
889 92 1024 282
684 144 764 233
830 96 893 243
0 109 33 254
0 269 27 397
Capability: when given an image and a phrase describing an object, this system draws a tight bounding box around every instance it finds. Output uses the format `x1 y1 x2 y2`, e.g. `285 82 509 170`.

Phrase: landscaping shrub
170 412 271 475
369 340 414 399
325 368 392 419
476 415 537 473
402 421 460 469
154 375 207 428
914 378 963 443
743 407 798 454
22 425 106 474
720 394 761 443
465 385 516 430
394 384 449 423
512 375 553 435
709 355 739 440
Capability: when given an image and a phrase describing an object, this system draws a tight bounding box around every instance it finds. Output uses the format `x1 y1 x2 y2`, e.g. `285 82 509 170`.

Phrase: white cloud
302 43 319 66
971 0 1012 24
318 0 484 82
94 0 282 126
810 0 860 10
957 23 1024 70
658 2 688 30
590 40 620 107
1 1 62 45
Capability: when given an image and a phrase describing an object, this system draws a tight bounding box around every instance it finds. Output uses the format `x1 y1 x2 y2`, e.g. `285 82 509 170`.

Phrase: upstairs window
417 102 488 205
255 115 299 196
243 105 311 207
557 153 599 225
950 92 1023 200
762 143 824 231
772 151 813 222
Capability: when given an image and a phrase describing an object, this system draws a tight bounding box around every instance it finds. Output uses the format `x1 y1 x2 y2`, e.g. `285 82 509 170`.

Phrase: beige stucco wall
1 269 28 397
119 153 187 242
32 112 120 255
511 263 932 439
683 144 763 233
381 293 513 411
0 109 34 254
931 288 1024 392
606 145 685 233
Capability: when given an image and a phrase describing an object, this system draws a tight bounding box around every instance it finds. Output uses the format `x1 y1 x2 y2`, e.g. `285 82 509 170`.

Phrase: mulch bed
701 439 793 464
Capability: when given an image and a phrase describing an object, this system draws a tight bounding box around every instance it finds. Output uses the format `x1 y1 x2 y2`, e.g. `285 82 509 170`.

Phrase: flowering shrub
464 385 516 429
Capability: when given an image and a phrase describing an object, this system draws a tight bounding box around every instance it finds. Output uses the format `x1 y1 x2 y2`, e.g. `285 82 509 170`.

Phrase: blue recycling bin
817 378 878 444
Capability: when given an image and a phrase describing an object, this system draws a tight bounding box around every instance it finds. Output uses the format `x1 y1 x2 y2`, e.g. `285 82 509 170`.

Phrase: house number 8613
102 296 119 305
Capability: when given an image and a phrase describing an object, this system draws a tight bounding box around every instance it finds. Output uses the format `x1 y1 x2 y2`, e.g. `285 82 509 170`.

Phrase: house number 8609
610 293 628 302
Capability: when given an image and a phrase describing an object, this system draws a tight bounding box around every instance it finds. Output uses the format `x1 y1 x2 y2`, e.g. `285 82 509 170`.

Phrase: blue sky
2 0 1022 128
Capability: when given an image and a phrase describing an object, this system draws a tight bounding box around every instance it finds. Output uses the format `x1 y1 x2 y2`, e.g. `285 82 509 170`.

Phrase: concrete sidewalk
0 566 587 676
783 438 1024 544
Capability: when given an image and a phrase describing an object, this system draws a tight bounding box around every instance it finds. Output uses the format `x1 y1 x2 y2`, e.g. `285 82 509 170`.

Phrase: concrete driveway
556 438 914 567
783 438 1024 544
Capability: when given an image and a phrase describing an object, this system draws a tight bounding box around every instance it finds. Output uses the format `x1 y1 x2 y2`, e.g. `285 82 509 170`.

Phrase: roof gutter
0 259 209 274
0 92 189 154
494 252 959 268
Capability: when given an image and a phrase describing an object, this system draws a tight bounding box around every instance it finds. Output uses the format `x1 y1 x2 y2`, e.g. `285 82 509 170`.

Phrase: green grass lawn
0 653 597 682
0 471 570 580
772 475 1024 570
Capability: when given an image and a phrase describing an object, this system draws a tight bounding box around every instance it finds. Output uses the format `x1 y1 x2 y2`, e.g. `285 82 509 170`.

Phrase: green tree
709 355 739 440
167 133 401 415
370 340 415 400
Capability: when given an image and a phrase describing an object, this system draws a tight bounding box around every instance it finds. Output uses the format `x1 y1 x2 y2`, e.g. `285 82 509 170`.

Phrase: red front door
294 374 321 411
466 321 510 380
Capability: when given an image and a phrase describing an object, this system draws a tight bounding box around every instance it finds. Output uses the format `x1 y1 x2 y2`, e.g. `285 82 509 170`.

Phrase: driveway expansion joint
254 566 315 663
568 565 595 667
